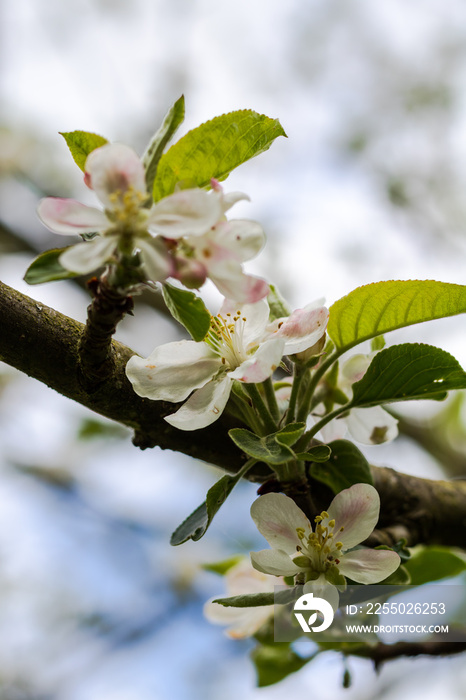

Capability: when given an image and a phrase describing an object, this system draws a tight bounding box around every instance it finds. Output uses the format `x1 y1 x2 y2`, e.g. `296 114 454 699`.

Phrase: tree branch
0 280 465 548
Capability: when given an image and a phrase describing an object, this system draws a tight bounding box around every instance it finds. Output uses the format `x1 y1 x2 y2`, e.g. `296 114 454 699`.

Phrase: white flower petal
219 298 270 347
85 143 146 207
59 237 117 274
209 220 266 262
338 548 401 584
346 407 398 445
274 305 329 355
38 198 109 235
250 493 312 554
327 483 381 550
250 549 301 577
136 237 172 282
148 189 222 238
164 375 232 430
228 337 284 383
125 341 219 402
220 191 250 212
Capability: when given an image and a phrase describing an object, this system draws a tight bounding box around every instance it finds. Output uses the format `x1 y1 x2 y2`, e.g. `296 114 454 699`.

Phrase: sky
1 1 466 698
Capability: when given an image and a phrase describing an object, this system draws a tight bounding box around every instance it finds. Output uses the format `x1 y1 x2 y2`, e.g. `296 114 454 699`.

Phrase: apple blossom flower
321 353 398 445
37 144 269 302
249 484 400 609
204 559 281 639
125 297 329 431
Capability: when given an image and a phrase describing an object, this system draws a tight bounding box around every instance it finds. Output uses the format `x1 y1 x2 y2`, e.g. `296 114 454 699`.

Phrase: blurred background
1 0 466 697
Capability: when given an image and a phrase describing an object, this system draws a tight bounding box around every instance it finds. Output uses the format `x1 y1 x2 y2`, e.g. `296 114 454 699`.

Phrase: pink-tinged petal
38 198 108 235
346 407 398 445
224 560 278 595
219 298 270 347
303 575 340 612
125 341 219 402
148 189 222 238
164 375 232 431
136 237 173 282
342 354 371 383
338 548 401 584
250 492 312 554
59 237 117 274
274 305 329 355
250 549 302 577
326 483 381 550
85 144 146 207
204 599 272 638
229 337 284 383
208 259 270 303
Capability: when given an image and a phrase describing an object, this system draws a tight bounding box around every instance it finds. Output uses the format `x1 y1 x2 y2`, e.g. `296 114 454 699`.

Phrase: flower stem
285 364 307 425
244 383 277 434
298 403 352 450
262 377 281 422
79 276 133 388
296 350 341 423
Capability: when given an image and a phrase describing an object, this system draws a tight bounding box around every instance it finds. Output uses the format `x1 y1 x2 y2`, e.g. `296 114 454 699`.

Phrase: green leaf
201 556 244 576
295 445 332 463
251 644 313 688
152 110 287 201
142 96 185 199
213 587 298 608
60 131 108 171
77 418 128 441
328 280 466 354
351 343 466 408
24 248 81 285
309 440 373 494
161 283 211 341
170 461 254 545
404 546 466 585
229 425 305 465
273 422 306 447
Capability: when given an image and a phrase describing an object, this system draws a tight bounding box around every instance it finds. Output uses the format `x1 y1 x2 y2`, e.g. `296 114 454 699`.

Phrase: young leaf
273 422 306 447
229 425 304 465
328 280 466 354
295 444 332 463
267 284 292 321
404 546 466 585
309 440 373 493
142 95 185 199
213 588 298 608
152 110 287 201
24 248 81 285
161 283 211 342
202 556 244 576
60 131 108 171
170 461 254 545
350 343 466 408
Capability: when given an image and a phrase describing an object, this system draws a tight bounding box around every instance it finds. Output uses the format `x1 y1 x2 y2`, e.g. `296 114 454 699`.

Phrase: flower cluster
250 483 400 609
126 297 329 430
37 143 269 302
